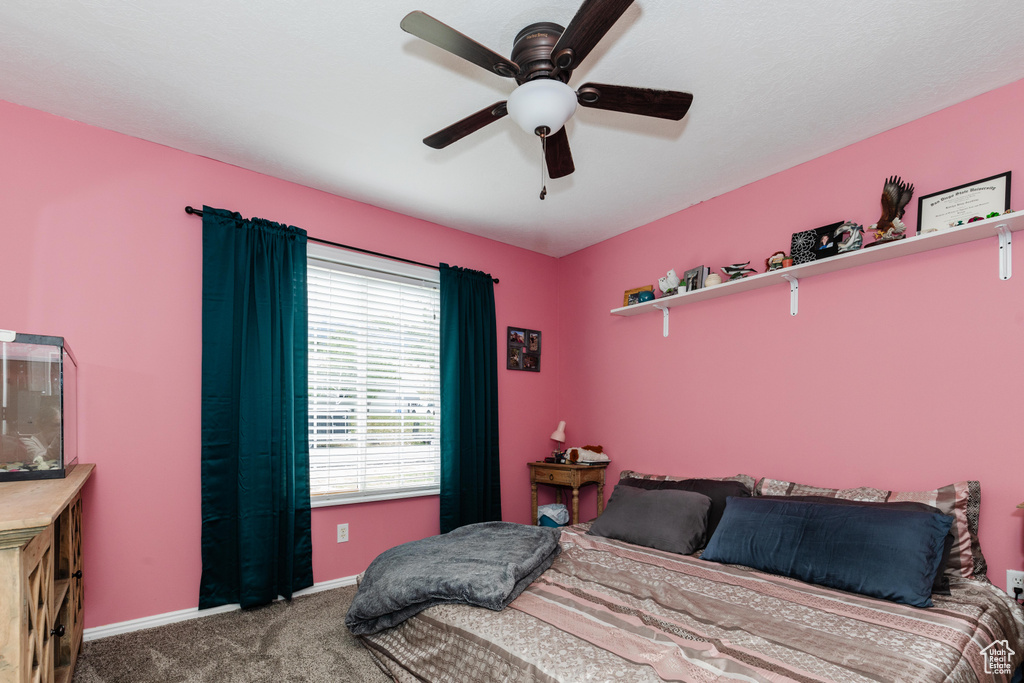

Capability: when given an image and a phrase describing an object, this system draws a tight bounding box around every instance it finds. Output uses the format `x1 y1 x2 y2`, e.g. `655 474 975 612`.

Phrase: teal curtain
199 206 313 610
439 264 500 533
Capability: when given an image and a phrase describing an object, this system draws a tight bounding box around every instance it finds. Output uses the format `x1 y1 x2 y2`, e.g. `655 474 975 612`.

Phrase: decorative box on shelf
0 330 78 481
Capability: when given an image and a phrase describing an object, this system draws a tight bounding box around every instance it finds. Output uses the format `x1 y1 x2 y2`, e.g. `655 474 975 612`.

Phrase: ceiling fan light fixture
506 79 578 137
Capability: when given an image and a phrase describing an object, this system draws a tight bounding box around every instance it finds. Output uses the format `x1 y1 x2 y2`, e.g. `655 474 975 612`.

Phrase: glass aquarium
0 331 78 481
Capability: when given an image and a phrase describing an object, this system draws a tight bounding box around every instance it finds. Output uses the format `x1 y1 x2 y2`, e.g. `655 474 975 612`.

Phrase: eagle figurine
870 176 914 243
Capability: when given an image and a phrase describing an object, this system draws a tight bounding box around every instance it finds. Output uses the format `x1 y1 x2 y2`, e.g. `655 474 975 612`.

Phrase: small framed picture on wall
507 326 541 372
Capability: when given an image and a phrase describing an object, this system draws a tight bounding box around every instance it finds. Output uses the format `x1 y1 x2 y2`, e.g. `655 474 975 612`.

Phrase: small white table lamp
550 421 566 443
550 421 566 460
552 421 569 444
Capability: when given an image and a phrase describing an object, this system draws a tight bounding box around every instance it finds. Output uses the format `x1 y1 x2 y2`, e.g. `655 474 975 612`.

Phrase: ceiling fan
400 0 693 187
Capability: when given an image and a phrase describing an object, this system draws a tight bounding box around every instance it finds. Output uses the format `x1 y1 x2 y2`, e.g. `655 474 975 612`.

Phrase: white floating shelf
611 212 1022 331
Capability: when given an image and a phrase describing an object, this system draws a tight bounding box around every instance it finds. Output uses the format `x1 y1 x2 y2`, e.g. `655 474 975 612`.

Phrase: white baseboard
83 574 359 642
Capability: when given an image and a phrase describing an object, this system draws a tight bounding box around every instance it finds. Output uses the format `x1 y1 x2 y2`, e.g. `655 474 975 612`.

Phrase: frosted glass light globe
506 80 578 136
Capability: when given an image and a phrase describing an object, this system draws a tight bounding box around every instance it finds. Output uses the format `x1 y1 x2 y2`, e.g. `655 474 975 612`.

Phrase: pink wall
557 78 1024 587
4 76 1023 630
0 100 560 628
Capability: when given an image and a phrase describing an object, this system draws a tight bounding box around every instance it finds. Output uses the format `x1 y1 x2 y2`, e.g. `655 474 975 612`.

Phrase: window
307 244 441 506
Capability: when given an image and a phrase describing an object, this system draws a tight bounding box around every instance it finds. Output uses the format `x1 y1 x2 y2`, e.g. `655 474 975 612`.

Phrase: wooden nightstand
529 461 608 526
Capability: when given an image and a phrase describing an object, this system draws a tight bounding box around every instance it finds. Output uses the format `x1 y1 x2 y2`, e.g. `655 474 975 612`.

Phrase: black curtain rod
184 206 498 283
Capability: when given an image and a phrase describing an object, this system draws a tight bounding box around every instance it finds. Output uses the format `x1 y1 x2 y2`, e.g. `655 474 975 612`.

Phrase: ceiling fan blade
423 102 508 149
401 11 520 78
576 83 693 120
549 0 634 73
545 127 575 179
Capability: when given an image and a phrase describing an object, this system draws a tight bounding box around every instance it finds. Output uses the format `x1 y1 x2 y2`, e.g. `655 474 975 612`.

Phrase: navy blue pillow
757 495 954 594
701 497 953 608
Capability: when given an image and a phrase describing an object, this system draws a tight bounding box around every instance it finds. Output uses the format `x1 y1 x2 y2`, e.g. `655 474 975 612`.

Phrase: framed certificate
916 172 1011 234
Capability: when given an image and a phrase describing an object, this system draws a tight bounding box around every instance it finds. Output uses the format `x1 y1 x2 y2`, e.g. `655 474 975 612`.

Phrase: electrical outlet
337 523 349 543
1006 569 1024 596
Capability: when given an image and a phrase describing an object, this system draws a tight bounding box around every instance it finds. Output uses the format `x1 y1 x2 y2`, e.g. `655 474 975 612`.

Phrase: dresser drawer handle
72 570 82 579
548 474 554 481
51 624 65 638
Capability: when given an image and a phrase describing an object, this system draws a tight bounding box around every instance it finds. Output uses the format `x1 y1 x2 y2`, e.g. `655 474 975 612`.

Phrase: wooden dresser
0 463 93 683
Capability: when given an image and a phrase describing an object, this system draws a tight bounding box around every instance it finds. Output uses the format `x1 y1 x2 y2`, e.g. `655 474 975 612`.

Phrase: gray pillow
587 485 711 554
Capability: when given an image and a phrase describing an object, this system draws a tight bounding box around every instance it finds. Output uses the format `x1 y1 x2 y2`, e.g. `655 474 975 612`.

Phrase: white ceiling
2 1 1024 257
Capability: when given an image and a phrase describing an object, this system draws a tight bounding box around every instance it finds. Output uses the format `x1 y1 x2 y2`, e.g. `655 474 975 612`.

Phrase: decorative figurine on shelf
834 221 865 253
868 176 914 245
721 262 758 280
765 251 786 271
704 272 723 287
658 269 681 296
636 290 655 303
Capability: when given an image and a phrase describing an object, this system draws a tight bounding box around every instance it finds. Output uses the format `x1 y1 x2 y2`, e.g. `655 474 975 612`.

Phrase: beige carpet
72 585 391 683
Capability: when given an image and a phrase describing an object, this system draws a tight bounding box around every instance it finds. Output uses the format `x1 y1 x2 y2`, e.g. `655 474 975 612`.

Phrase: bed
356 473 1024 682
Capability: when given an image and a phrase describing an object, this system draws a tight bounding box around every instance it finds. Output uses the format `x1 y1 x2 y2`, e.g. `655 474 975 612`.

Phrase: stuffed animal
566 445 609 463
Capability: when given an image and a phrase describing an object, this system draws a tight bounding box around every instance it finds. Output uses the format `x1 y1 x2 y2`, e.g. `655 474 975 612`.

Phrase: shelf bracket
997 224 1012 280
781 275 799 316
653 304 669 337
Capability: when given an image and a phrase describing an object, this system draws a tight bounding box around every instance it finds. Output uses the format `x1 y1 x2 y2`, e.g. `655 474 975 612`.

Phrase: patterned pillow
620 470 757 494
755 477 986 579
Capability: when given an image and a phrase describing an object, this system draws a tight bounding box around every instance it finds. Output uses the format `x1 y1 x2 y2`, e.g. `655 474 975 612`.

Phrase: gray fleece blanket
345 521 561 635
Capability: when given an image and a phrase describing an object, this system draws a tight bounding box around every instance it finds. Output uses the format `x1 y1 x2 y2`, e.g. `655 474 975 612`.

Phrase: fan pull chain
539 131 547 200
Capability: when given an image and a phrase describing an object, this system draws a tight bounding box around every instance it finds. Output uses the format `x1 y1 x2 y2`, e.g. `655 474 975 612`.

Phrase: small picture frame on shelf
682 265 709 292
790 221 844 265
623 286 654 306
507 326 541 372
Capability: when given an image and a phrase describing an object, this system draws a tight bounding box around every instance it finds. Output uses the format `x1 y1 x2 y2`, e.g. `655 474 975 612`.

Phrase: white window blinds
307 247 441 505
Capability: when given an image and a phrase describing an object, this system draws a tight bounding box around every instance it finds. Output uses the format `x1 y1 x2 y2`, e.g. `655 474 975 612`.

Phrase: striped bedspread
362 525 1024 682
